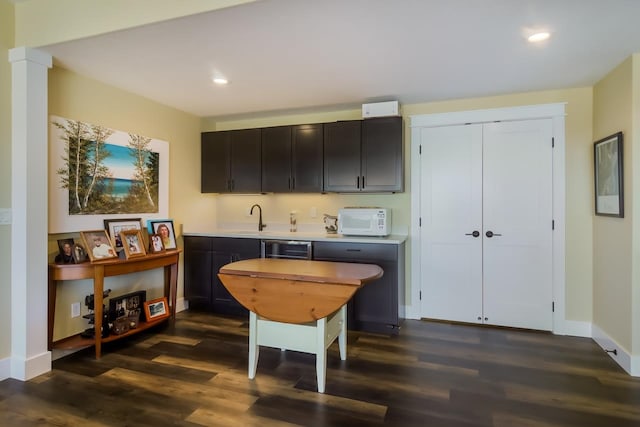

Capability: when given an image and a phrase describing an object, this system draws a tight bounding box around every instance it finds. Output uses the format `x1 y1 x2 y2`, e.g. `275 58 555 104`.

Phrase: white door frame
408 103 567 334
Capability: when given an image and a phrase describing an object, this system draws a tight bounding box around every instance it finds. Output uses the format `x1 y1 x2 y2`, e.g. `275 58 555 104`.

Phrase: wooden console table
218 258 383 393
48 250 181 359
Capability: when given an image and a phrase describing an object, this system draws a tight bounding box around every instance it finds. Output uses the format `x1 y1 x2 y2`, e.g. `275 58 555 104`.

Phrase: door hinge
552 137 555 148
419 145 422 155
552 220 555 230
419 217 422 227
552 301 555 312
419 291 422 300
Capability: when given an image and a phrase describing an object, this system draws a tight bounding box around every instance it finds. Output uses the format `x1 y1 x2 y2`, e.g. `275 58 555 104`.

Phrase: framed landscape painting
49 115 169 233
594 132 623 217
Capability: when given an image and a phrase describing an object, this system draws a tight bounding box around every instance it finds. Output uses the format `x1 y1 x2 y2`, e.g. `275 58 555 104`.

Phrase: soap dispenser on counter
289 211 297 232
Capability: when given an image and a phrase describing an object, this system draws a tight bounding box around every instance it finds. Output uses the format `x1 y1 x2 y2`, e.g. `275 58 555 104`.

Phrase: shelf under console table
48 250 181 359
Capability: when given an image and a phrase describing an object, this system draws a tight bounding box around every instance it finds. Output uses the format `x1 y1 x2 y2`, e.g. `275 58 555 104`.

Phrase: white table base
248 304 347 393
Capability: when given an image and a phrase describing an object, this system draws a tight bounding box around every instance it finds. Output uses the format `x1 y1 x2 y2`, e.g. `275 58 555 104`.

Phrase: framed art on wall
49 115 169 233
594 132 624 217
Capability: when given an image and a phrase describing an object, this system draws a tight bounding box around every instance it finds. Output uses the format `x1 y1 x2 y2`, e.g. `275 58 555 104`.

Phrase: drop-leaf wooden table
218 258 383 393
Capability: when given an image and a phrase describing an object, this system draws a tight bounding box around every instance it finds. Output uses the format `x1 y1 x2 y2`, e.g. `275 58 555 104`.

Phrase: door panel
419 119 553 331
420 124 483 323
482 119 553 330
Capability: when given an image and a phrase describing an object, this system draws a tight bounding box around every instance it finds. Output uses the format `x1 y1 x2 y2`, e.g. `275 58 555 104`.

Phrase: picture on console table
104 218 142 252
49 115 169 233
121 229 147 259
148 219 177 250
55 238 75 264
144 297 170 321
109 290 146 322
80 230 118 261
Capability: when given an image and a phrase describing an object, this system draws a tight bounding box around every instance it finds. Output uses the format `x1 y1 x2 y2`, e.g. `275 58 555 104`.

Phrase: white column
9 47 52 380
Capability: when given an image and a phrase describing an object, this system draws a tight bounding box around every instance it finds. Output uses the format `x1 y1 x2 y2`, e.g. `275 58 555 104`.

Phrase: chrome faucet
250 204 266 231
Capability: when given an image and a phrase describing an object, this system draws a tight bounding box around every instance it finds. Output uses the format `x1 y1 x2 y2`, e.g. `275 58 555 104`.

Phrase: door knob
485 231 502 238
465 231 480 238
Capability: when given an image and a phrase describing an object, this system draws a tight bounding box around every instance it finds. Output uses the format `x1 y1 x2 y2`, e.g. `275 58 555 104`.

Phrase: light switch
0 208 11 225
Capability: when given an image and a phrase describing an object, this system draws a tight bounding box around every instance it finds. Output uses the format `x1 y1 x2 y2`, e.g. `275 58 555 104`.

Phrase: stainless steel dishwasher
261 240 312 259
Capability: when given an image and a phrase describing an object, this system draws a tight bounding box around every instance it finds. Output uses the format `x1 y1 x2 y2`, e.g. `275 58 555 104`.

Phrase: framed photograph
104 218 142 251
80 229 118 261
55 238 75 264
149 219 177 250
144 297 170 321
148 233 165 253
73 243 89 263
121 229 147 259
594 132 624 217
109 290 146 322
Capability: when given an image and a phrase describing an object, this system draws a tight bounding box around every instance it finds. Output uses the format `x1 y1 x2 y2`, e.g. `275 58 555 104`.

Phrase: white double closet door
420 119 553 331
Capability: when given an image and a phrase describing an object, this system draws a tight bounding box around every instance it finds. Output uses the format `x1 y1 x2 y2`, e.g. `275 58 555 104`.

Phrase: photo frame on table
55 238 75 264
148 233 165 254
80 230 118 262
104 218 142 252
108 290 146 322
148 219 177 250
73 243 89 263
144 297 170 321
594 132 624 218
121 229 147 259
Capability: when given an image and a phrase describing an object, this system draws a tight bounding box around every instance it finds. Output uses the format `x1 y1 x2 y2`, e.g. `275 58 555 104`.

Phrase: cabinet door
361 116 403 192
201 131 230 193
230 129 262 193
313 241 400 334
292 124 323 192
261 126 292 192
323 121 361 192
183 236 213 309
210 238 261 316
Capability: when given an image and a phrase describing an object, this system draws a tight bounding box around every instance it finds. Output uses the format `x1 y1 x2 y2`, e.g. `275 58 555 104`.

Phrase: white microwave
338 208 391 236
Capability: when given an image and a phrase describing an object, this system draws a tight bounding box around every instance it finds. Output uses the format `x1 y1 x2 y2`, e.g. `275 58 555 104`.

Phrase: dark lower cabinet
313 241 405 334
184 236 260 316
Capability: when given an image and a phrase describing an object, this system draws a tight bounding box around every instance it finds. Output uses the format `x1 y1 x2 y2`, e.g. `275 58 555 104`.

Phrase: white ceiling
40 0 640 120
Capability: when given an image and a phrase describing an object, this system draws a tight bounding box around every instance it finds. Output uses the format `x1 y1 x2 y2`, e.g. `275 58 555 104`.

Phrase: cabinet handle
465 231 480 238
356 176 360 189
291 177 295 190
485 231 502 238
346 249 361 252
361 175 365 189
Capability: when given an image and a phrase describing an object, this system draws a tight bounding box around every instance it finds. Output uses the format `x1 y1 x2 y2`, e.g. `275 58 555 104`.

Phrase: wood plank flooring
2 311 640 426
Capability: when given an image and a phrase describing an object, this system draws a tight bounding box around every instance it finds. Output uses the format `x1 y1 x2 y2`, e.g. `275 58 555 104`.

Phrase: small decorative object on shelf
81 229 118 261
111 317 130 335
148 219 177 250
144 297 170 322
121 229 147 259
148 233 165 253
104 217 143 253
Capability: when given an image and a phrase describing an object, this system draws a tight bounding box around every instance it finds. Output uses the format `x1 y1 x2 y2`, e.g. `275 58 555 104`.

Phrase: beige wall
48 66 204 339
207 87 595 321
593 57 634 350
14 0 254 47
0 0 14 360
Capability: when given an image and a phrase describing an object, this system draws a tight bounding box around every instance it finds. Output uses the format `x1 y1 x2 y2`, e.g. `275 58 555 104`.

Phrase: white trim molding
592 323 638 376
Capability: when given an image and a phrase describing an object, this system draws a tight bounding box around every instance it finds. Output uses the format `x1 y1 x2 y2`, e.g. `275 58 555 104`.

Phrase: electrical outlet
71 302 81 318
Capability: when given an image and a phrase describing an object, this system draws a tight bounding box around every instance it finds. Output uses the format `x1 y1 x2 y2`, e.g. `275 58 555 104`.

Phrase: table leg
47 272 57 351
248 311 259 379
316 317 327 393
338 304 347 361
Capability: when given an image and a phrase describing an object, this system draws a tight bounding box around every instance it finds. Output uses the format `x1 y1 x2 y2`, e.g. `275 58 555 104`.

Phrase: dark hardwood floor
2 311 640 426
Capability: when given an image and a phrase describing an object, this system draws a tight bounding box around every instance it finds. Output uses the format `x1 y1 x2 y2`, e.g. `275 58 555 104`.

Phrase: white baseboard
176 297 188 313
0 356 10 381
557 319 591 338
592 323 638 376
10 351 52 381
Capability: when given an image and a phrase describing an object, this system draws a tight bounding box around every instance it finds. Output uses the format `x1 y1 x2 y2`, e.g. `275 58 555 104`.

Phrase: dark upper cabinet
262 124 323 193
201 129 261 193
323 116 403 192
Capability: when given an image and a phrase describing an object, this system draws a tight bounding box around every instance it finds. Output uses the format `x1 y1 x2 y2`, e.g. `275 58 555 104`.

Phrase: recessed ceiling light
528 32 550 43
213 77 229 85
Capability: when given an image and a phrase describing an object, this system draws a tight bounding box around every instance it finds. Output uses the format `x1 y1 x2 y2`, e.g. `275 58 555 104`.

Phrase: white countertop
182 228 407 244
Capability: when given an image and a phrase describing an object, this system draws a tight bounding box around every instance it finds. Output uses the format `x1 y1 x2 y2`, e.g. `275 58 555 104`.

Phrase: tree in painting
54 118 160 215
126 133 159 212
